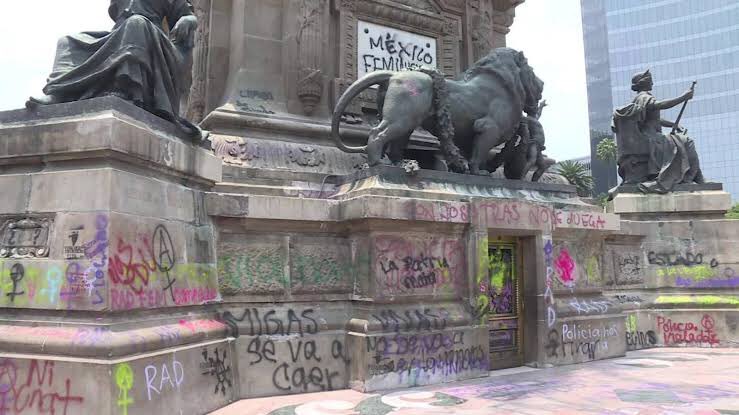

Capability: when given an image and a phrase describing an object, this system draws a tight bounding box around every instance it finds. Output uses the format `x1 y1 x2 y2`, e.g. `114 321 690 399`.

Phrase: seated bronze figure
26 0 204 139
612 70 704 194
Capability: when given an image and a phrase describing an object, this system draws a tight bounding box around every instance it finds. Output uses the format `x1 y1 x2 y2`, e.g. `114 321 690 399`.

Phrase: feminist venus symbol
115 363 134 415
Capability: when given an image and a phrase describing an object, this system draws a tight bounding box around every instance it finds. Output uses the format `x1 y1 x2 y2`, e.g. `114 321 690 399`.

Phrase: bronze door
487 241 523 369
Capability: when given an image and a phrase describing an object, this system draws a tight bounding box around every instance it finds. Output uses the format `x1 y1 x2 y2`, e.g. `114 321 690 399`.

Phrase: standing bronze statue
611 70 704 194
26 0 205 140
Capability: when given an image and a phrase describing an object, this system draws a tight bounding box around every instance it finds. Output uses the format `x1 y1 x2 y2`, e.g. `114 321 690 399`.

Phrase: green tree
596 137 618 163
556 160 594 197
727 203 739 219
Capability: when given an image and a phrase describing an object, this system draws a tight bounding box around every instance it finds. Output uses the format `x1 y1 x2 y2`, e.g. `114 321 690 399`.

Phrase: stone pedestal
0 98 235 415
0 98 631 414
208 164 624 396
603 183 739 355
608 183 732 220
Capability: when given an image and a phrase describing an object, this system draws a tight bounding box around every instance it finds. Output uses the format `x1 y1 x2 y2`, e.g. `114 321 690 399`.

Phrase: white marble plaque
357 20 437 79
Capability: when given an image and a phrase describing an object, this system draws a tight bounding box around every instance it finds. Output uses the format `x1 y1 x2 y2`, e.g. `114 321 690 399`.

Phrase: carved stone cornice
493 0 525 11
439 0 465 13
355 0 447 34
391 0 439 13
492 0 524 34
335 0 356 12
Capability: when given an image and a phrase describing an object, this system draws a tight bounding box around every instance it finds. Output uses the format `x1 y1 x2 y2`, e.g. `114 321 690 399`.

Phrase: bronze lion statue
331 48 544 176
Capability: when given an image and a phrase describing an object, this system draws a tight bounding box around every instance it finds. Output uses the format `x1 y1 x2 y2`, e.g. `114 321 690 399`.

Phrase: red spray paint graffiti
0 359 84 415
657 314 720 346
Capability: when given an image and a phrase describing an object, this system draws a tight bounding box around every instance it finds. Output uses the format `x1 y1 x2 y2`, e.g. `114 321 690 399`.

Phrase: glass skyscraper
581 0 739 200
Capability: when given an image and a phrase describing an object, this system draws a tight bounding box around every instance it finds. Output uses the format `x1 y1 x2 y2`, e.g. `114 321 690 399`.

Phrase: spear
671 81 697 135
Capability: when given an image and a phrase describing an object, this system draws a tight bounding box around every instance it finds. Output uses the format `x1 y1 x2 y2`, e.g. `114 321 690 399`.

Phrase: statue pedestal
608 183 732 220
604 182 739 356
0 98 234 415
0 98 627 412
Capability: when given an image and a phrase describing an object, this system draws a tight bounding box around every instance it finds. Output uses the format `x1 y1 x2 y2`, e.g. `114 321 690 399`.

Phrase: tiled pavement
212 348 739 415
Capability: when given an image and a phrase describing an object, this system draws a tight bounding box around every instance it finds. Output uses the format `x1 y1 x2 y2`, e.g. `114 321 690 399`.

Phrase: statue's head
631 69 653 92
515 51 544 115
465 48 544 113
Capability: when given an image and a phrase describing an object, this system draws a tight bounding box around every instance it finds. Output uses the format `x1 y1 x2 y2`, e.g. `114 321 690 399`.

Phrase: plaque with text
357 20 437 79
0 217 51 258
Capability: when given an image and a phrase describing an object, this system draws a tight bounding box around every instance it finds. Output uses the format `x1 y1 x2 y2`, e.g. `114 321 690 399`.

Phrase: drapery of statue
25 0 206 140
331 47 555 180
611 70 704 194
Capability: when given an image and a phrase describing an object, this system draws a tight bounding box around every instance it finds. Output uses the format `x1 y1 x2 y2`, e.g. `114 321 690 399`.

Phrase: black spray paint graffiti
366 332 486 380
625 331 657 350
545 329 605 361
367 332 465 357
371 308 450 333
544 329 561 358
380 255 451 291
546 324 617 361
361 30 434 73
201 348 232 396
5 263 25 302
221 308 318 338
647 251 719 268
608 252 643 286
246 338 349 393
229 307 350 393
613 295 643 304
152 225 177 303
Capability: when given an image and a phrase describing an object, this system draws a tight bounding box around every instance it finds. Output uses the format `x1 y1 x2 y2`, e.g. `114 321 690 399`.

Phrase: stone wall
0 97 736 415
605 219 739 351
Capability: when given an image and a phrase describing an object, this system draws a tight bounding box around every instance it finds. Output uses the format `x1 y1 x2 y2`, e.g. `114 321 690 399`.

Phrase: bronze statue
26 0 205 140
487 99 555 181
612 70 704 194
331 48 545 176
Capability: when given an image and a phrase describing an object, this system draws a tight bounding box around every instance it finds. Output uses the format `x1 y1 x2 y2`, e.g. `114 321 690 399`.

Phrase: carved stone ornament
339 0 357 12
492 0 525 36
211 135 259 166
0 218 51 258
392 0 437 12
289 145 326 167
185 0 212 123
298 69 324 115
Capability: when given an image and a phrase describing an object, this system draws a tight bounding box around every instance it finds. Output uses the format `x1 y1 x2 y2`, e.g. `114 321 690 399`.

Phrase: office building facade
581 0 739 200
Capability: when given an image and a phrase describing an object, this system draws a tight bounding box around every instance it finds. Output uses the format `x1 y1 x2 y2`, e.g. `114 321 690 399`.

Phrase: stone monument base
607 183 731 220
0 98 234 415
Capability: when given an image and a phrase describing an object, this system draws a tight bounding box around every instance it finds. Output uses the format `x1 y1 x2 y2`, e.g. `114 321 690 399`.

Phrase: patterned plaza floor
212 348 739 415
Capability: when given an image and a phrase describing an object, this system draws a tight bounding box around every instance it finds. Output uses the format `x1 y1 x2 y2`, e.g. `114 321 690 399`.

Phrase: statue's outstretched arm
653 88 694 110
660 119 675 128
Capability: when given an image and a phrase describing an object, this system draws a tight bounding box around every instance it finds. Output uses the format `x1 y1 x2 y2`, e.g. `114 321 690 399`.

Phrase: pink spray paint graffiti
555 247 576 286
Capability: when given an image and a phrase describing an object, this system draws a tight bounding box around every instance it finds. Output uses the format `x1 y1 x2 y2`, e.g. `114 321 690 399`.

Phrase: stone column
186 0 212 123
492 0 525 48
293 0 327 116
466 0 494 63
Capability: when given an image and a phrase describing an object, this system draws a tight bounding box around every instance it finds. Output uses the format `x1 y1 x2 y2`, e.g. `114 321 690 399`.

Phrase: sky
507 1 591 161
0 1 591 161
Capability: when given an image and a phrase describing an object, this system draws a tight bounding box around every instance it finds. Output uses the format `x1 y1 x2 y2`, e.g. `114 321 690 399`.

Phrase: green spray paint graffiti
655 295 739 306
474 237 490 323
115 363 134 415
626 314 637 333
488 245 516 315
